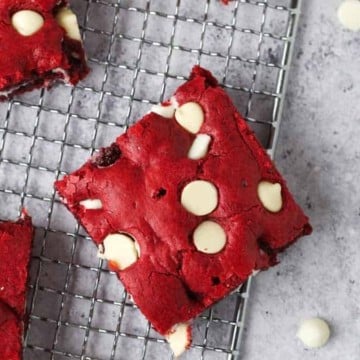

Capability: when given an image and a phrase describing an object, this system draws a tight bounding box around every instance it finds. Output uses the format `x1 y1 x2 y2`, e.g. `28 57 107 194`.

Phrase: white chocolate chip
188 134 211 160
181 180 218 216
193 221 226 254
79 199 103 210
55 7 82 40
166 323 191 357
151 104 176 118
175 102 204 134
98 233 140 270
337 0 360 31
297 318 331 348
257 181 283 213
11 10 44 36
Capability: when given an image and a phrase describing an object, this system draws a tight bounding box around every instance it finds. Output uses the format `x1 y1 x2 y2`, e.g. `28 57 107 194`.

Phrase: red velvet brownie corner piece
0 212 33 360
55 66 311 355
0 0 88 100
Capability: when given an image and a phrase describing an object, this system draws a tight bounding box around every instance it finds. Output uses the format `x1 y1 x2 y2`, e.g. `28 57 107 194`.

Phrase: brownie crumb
93 143 121 168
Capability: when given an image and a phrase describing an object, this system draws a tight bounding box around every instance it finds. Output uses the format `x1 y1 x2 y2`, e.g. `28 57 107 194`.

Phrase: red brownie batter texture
56 67 311 343
0 213 33 360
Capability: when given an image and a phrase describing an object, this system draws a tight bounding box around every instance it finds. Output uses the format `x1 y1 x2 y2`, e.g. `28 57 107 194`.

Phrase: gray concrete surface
242 1 360 359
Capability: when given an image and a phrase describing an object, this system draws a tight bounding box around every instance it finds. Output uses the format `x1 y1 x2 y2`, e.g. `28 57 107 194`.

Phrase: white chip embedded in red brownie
55 66 311 355
0 0 88 100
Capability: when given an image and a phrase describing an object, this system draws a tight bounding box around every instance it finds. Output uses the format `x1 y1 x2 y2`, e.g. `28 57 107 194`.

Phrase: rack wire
0 0 302 359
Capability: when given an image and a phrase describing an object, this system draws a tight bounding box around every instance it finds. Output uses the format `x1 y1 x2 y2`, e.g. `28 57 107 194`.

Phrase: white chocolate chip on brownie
166 323 191 357
79 199 103 210
151 103 176 118
193 220 227 254
55 7 82 40
175 102 204 134
12 10 44 36
188 134 211 160
181 180 218 216
98 233 140 270
257 181 283 213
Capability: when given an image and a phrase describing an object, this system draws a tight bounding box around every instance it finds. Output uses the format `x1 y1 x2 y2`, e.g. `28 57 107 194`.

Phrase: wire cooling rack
0 0 301 359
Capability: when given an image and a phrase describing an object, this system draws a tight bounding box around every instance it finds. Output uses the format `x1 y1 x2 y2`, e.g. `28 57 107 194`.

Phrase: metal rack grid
0 0 302 359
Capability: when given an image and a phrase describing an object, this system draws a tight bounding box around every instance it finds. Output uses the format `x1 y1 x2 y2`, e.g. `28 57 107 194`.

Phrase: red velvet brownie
55 66 311 356
0 0 88 100
0 212 33 360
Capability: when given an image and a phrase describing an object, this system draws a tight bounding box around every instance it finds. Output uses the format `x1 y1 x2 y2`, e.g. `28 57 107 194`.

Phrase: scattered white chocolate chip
297 318 331 349
181 180 218 216
79 199 103 210
257 181 283 213
175 102 204 134
151 103 176 118
11 10 44 36
337 0 360 31
166 323 191 357
98 233 140 270
188 134 211 160
193 221 226 254
55 7 82 40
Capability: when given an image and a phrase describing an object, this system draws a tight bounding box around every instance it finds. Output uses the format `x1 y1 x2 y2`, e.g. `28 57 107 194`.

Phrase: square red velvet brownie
55 66 311 356
0 0 88 100
0 212 33 360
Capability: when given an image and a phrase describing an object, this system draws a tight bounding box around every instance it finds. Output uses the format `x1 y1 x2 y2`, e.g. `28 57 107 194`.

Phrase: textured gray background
242 1 360 359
